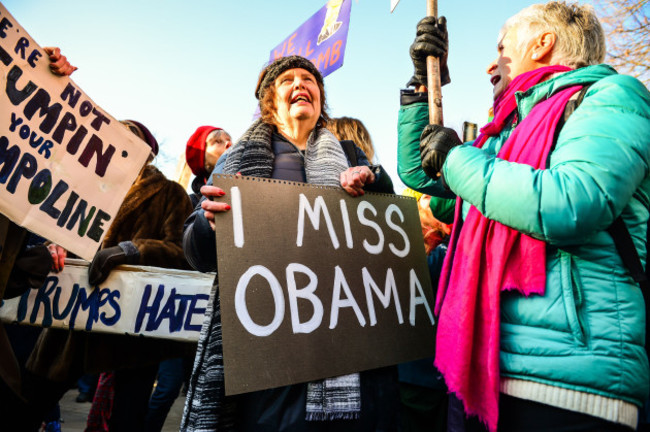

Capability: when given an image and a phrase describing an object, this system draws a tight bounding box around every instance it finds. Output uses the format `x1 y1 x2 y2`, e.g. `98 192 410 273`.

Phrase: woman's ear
531 31 556 63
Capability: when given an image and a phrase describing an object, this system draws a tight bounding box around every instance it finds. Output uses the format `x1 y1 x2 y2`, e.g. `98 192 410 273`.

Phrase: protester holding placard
22 119 196 431
182 55 398 431
398 2 650 431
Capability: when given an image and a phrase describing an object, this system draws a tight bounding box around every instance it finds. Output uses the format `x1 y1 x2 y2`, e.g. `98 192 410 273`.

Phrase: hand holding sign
199 184 230 231
43 47 77 76
339 165 375 197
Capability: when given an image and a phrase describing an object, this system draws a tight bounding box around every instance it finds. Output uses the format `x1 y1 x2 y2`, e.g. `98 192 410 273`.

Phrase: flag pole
426 0 443 125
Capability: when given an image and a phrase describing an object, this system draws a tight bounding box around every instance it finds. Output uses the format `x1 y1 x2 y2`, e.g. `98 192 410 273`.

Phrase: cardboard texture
212 175 436 395
0 259 213 341
0 4 151 261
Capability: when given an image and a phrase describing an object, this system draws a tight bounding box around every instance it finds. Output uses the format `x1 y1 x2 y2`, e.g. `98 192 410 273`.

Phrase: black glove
419 124 462 179
88 241 140 286
408 16 450 88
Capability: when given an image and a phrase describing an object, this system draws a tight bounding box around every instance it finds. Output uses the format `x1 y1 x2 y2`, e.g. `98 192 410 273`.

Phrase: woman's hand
47 243 67 272
200 185 231 231
340 166 375 197
43 47 77 76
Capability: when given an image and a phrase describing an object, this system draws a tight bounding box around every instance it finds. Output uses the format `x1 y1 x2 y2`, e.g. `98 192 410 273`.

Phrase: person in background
398 2 650 431
181 55 398 431
25 117 195 432
185 126 233 207
327 116 376 162
398 189 452 432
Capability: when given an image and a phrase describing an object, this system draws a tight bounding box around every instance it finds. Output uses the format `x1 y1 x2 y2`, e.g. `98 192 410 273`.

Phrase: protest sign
270 0 352 77
0 4 151 261
0 259 213 342
212 175 436 395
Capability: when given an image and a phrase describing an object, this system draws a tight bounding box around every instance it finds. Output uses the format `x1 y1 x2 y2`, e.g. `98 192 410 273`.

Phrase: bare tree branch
594 0 649 86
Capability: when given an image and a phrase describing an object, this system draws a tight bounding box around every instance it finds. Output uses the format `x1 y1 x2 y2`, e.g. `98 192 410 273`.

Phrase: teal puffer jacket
397 64 650 407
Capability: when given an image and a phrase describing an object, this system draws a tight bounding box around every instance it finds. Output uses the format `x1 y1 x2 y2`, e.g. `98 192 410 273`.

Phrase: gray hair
501 1 605 68
207 129 231 143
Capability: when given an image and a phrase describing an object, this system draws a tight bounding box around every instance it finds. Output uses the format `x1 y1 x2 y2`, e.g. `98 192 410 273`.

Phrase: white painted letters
235 265 284 337
330 266 366 329
363 267 403 326
297 194 340 249
286 263 323 334
386 204 410 258
357 201 384 255
409 269 434 326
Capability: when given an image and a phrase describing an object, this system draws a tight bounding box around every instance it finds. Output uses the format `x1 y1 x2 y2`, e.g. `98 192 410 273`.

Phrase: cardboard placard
213 175 436 395
0 4 151 260
0 259 213 341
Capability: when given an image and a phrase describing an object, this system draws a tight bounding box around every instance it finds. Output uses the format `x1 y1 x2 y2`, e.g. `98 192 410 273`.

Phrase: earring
532 53 539 60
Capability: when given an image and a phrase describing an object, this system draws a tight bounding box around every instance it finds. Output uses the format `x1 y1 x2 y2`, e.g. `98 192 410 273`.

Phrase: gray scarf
223 119 349 187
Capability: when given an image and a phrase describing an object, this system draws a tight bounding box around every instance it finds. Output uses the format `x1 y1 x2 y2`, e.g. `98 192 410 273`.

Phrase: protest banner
0 4 151 261
270 0 352 77
212 175 436 395
0 259 213 342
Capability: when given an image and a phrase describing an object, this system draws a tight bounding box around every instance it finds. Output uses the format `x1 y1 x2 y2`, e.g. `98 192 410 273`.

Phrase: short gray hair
501 1 605 68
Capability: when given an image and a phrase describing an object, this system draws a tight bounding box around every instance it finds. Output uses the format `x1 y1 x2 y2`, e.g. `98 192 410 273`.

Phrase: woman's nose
486 60 497 75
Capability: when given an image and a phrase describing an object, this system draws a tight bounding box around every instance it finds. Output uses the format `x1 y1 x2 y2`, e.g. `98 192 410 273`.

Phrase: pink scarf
434 66 580 432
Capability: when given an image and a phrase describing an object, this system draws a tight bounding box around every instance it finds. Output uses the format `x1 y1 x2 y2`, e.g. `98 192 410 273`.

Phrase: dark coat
26 165 195 382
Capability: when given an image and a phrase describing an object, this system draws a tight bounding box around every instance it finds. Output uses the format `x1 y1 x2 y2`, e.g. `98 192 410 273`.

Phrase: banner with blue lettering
270 0 352 77
0 259 213 341
212 175 436 395
0 4 151 261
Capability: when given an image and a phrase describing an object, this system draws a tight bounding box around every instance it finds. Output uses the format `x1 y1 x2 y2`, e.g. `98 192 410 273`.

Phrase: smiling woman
180 54 399 432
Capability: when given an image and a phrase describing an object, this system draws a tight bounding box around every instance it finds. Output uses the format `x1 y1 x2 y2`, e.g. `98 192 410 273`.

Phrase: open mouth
490 75 501 86
291 93 311 104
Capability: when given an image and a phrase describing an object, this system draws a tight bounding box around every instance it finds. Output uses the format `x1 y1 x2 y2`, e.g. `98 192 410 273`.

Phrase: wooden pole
426 0 443 125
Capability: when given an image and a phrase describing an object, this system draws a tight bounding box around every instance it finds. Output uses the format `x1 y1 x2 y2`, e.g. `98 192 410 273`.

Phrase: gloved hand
408 16 450 88
419 124 462 179
88 241 140 286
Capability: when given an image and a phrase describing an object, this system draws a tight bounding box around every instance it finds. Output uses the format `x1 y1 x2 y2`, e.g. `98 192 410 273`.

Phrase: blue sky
4 0 589 191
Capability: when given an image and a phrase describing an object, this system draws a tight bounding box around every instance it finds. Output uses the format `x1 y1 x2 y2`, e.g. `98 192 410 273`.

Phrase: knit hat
255 55 324 100
186 126 221 176
121 119 159 156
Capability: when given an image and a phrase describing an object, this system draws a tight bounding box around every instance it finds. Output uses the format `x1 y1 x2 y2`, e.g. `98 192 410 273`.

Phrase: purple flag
269 0 352 77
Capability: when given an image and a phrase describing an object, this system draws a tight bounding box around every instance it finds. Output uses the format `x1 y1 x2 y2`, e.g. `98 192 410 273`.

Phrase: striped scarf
223 118 349 186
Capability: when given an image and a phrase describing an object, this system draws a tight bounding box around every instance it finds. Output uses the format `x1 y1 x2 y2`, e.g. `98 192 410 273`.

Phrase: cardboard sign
0 259 213 341
0 4 151 261
270 0 352 77
213 175 436 395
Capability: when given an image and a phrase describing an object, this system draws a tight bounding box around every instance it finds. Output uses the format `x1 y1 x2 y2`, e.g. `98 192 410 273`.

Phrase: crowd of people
0 1 648 431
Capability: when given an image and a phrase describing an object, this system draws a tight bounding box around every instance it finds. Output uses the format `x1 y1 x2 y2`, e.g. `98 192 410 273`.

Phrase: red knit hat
186 126 221 176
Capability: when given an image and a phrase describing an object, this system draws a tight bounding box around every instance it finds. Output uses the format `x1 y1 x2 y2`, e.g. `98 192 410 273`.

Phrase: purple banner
269 0 352 77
